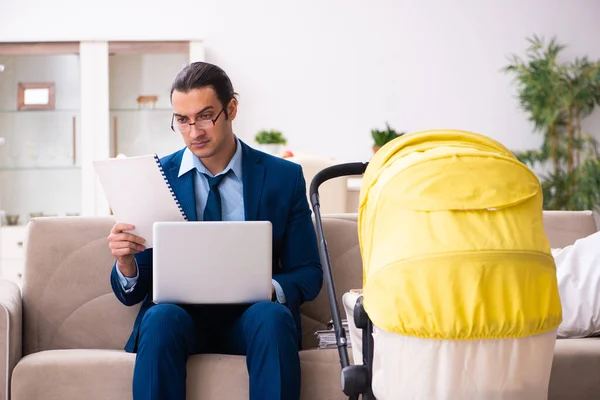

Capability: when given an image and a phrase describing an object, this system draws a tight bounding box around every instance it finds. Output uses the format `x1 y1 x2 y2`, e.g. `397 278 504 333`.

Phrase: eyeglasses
170 107 225 134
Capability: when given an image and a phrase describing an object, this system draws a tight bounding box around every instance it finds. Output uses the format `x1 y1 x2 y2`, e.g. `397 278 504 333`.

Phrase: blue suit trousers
132 301 301 400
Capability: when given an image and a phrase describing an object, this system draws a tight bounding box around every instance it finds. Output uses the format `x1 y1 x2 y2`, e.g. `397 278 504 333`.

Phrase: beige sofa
1 211 599 400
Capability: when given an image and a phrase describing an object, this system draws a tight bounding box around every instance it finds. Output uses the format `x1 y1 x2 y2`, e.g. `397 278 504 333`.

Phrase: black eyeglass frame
170 107 226 133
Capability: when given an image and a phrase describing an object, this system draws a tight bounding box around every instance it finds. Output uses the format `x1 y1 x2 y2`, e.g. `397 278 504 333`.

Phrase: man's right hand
107 223 146 277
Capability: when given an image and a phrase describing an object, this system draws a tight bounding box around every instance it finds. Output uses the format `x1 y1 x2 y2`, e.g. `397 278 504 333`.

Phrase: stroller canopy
358 129 562 340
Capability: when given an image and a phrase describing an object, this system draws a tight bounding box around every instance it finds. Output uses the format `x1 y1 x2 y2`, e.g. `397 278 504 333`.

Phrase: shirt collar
178 136 243 181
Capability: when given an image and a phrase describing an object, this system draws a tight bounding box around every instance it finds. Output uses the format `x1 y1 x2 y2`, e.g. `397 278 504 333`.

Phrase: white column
79 41 110 216
189 41 205 63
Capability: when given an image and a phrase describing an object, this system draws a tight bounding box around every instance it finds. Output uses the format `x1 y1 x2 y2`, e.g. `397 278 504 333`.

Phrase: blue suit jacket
110 140 323 353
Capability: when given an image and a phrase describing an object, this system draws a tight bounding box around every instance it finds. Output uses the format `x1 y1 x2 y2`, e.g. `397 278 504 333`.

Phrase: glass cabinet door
0 40 200 227
0 43 82 225
108 42 190 158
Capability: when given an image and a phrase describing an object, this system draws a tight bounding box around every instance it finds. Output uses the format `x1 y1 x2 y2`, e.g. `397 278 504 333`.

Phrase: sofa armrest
0 279 22 400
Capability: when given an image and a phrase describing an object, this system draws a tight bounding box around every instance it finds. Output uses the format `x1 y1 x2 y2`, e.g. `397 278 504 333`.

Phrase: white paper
93 154 186 247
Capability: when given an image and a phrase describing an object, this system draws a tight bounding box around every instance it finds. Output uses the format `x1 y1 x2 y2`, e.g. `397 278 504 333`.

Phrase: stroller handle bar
308 162 368 376
309 162 368 204
309 161 377 399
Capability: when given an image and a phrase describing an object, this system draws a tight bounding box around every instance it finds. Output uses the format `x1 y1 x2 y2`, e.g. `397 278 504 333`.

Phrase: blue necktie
202 172 228 221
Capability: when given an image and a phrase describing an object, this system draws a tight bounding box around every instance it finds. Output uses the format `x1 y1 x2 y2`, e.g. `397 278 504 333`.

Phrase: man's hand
107 223 146 277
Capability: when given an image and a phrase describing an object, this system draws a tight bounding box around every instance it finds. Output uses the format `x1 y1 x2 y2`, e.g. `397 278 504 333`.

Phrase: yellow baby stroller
309 130 562 400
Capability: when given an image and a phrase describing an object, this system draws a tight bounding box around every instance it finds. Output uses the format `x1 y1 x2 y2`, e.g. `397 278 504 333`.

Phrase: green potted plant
505 35 600 211
255 129 287 155
371 122 405 153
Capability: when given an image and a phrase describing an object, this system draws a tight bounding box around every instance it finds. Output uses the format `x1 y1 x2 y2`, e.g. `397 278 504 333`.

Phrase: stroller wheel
341 365 370 397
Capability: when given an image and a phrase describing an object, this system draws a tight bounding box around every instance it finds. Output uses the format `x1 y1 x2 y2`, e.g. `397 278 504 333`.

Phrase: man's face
171 87 237 160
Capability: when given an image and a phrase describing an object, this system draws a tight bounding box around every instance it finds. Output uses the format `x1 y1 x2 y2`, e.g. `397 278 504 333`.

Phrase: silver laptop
152 221 273 304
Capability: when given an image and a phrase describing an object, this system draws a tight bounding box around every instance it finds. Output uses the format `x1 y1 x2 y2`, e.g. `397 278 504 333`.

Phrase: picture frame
17 82 55 111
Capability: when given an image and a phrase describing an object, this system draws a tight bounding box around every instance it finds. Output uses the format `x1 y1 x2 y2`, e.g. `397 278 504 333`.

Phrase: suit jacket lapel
164 150 198 221
241 141 265 221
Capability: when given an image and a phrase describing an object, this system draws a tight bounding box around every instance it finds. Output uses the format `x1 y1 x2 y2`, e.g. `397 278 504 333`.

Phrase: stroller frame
309 162 377 400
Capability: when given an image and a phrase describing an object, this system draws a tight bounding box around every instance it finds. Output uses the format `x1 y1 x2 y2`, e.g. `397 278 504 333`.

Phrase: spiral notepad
93 154 188 248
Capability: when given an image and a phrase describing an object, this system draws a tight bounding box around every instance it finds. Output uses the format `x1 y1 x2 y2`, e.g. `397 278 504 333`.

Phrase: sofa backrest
541 210 598 248
298 216 362 348
20 215 362 355
19 211 598 355
21 217 137 356
298 210 599 347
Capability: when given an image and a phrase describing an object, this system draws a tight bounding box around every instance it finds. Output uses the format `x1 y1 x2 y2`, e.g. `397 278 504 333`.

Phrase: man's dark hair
170 62 237 119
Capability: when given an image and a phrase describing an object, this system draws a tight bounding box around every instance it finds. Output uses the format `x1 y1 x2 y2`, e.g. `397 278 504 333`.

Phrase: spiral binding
153 154 189 221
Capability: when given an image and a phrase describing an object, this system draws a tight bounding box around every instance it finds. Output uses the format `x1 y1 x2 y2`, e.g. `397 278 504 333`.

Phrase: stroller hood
358 129 562 340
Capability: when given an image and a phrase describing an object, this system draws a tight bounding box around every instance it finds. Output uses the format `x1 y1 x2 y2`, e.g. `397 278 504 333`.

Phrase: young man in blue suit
106 62 323 400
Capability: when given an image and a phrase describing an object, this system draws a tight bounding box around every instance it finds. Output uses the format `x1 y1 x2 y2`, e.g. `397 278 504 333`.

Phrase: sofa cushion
12 340 600 400
550 338 600 399
11 348 347 400
12 349 135 400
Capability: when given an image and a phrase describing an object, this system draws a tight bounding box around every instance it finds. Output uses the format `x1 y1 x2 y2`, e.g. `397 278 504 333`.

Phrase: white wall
202 0 600 161
0 0 204 41
1 0 600 163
